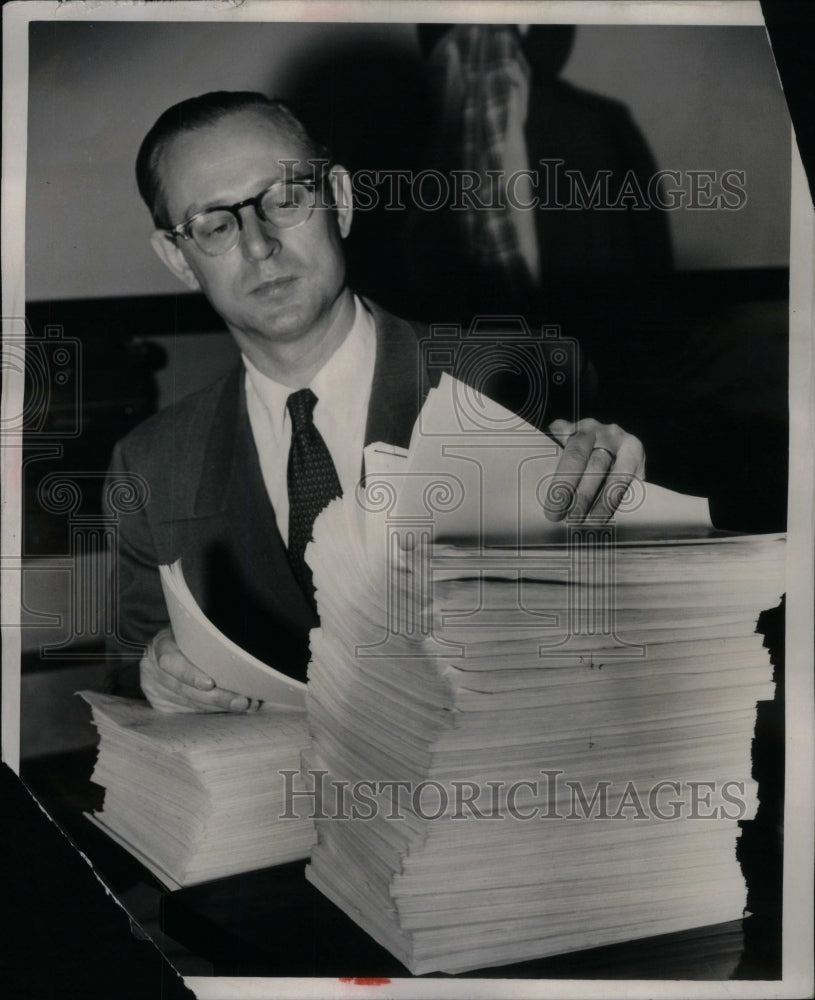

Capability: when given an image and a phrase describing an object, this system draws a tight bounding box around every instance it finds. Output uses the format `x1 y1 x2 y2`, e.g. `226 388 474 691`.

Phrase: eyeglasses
165 173 325 256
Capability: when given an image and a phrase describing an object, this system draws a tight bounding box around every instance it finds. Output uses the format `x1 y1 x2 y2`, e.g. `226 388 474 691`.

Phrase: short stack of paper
82 692 315 889
303 377 785 974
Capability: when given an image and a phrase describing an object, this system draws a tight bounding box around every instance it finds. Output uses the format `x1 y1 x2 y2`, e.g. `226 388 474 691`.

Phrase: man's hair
136 91 329 230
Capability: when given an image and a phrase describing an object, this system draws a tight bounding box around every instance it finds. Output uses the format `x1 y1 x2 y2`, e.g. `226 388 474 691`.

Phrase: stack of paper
82 692 315 889
80 558 314 889
303 376 785 974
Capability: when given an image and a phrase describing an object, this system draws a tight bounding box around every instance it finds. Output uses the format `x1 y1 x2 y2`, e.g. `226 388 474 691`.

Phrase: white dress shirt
243 296 376 547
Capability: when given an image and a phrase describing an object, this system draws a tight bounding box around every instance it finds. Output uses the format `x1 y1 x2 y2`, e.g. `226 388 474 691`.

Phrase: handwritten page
78 690 307 752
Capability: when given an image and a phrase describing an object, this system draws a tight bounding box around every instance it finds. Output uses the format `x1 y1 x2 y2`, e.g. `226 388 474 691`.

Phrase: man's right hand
141 628 261 714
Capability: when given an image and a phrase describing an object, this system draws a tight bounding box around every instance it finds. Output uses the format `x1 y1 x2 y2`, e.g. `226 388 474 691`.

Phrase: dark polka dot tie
286 388 343 606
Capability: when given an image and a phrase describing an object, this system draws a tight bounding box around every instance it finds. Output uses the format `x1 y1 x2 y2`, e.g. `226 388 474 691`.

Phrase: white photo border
2 2 812 999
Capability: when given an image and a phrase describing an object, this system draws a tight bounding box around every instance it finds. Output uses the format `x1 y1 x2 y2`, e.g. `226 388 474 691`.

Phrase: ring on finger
590 446 616 463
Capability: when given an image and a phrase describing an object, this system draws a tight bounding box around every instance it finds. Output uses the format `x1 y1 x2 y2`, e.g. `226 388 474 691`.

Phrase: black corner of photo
0 763 196 1000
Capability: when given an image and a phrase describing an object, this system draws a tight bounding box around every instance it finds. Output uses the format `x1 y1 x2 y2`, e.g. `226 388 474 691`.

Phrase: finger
587 470 633 523
147 635 252 712
570 446 616 522
544 427 596 520
145 685 243 714
155 636 215 692
145 655 251 712
629 437 647 480
588 436 645 522
140 653 219 713
162 674 251 713
227 693 254 712
545 419 576 449
175 680 251 713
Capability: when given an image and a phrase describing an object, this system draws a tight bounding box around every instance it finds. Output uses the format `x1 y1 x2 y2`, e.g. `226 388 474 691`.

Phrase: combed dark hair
136 91 329 229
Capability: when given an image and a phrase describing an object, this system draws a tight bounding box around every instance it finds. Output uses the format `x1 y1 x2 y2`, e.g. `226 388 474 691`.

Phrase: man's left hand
544 419 646 523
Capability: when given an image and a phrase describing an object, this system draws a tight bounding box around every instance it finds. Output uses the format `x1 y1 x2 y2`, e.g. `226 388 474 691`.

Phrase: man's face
153 110 351 356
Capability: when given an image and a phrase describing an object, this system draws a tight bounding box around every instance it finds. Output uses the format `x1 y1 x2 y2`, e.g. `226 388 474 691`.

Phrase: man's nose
240 211 280 261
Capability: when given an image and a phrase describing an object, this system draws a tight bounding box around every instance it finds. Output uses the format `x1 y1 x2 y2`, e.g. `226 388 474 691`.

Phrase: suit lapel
180 365 318 641
363 301 431 450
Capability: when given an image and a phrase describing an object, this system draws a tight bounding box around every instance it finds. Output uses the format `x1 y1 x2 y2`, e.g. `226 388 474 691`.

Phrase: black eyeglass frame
163 166 331 255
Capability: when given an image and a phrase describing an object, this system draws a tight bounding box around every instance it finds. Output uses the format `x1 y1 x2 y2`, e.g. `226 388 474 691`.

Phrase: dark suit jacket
105 301 589 694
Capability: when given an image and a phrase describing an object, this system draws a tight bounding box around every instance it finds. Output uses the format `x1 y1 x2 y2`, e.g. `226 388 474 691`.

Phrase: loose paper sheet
159 562 306 710
378 373 713 543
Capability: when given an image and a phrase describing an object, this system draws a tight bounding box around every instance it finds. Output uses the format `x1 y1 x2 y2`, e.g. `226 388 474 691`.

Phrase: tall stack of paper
82 692 315 889
304 376 785 974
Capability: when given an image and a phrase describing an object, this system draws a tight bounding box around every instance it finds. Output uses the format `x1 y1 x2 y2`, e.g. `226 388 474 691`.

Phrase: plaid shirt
429 25 537 292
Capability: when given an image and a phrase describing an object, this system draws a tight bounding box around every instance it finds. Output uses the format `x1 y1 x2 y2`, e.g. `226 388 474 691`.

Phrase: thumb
547 419 575 448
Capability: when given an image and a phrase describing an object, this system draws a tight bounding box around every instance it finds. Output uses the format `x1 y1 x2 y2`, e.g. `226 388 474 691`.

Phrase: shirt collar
242 295 374 439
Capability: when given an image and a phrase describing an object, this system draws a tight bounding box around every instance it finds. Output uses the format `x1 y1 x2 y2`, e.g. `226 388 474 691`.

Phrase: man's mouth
250 276 298 296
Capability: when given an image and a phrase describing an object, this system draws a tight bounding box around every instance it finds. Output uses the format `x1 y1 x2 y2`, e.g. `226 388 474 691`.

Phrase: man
108 91 645 713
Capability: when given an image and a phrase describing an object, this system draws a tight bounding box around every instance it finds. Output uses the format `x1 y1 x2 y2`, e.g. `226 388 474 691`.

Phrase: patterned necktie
286 388 342 605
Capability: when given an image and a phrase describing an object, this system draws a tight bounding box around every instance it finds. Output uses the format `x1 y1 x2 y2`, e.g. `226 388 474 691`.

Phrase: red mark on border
338 977 391 985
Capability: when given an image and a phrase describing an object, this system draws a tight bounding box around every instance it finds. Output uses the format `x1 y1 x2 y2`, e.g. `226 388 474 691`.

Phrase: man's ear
149 230 202 291
327 165 353 239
